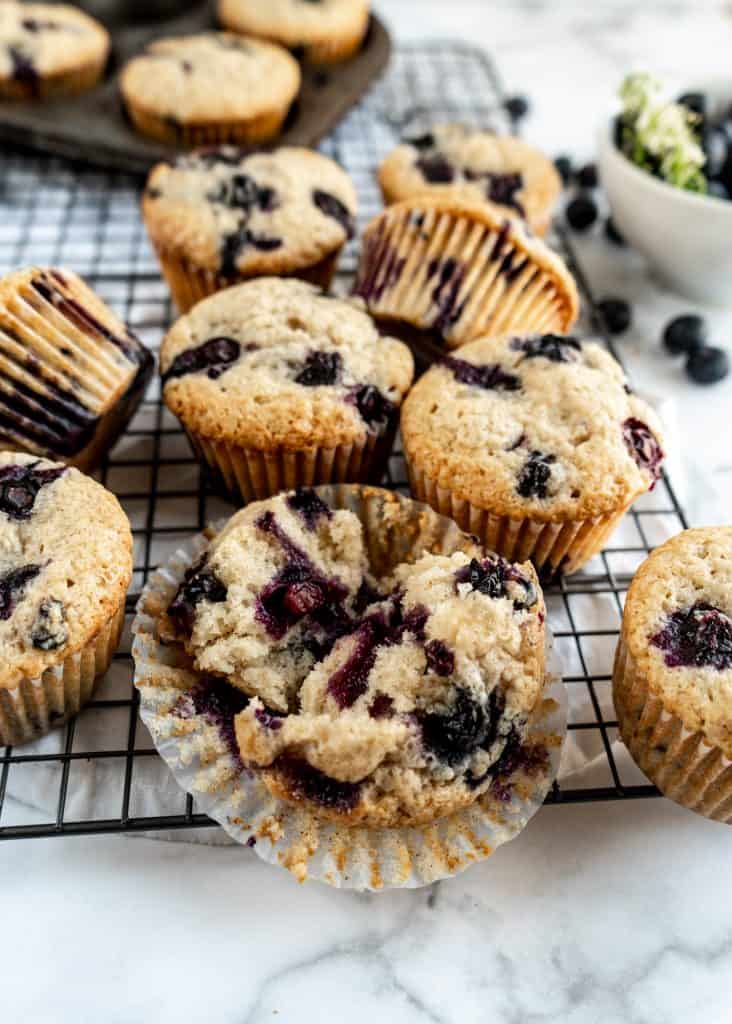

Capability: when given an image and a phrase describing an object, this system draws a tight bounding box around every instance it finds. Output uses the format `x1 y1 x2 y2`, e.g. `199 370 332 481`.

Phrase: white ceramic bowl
598 106 732 307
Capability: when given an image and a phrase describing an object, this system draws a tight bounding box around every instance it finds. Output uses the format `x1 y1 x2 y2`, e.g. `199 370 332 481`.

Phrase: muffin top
120 33 300 126
144 147 357 279
159 278 414 450
379 124 562 233
623 527 732 757
162 488 545 827
217 0 369 51
0 1 108 81
0 451 132 689
401 333 665 521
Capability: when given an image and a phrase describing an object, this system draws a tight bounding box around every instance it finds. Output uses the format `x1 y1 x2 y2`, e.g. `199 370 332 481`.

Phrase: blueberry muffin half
614 528 732 823
0 2 109 100
159 487 546 828
120 33 301 147
379 125 561 236
354 196 579 352
143 146 357 312
0 267 154 471
159 278 413 502
0 452 132 746
217 0 370 64
401 332 665 578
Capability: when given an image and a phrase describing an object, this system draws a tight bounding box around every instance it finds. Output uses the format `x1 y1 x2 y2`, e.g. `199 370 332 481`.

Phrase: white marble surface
3 3 732 1022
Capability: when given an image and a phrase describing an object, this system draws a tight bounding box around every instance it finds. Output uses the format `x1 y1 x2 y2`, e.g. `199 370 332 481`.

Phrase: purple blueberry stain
294 350 342 387
254 706 284 731
651 602 732 670
0 564 42 621
443 355 521 392
275 757 362 813
168 559 227 632
313 190 355 239
623 418 664 486
0 463 65 520
430 258 466 334
416 153 455 183
424 639 455 677
327 615 385 709
163 337 241 383
420 689 488 766
517 451 556 499
368 694 394 719
286 488 332 531
512 334 583 364
186 676 249 763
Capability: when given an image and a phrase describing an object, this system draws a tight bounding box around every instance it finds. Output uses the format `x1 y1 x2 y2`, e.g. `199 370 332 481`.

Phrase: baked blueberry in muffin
159 277 413 502
160 488 546 827
401 331 665 577
0 267 154 471
379 124 562 235
143 146 358 312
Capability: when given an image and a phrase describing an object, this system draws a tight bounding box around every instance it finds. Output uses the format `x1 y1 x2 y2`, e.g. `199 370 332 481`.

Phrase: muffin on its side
0 267 154 471
159 278 414 502
143 146 358 312
218 0 370 64
158 486 546 828
379 125 562 236
401 332 665 577
0 452 132 746
354 196 579 352
614 528 732 824
120 33 301 147
0 2 109 101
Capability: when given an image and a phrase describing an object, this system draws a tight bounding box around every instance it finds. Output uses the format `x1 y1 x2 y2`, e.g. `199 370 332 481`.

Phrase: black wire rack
0 42 689 841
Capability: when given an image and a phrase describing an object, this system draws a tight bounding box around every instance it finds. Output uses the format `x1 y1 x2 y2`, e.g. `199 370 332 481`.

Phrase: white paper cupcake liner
132 491 567 889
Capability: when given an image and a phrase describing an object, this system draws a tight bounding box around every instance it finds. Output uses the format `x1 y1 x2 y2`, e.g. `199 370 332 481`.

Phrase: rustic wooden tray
0 2 391 174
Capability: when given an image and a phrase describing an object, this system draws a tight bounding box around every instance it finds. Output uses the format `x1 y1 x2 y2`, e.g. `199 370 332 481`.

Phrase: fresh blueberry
597 297 632 335
576 163 598 189
504 95 530 121
566 194 598 231
605 217 625 245
663 314 707 356
554 155 573 186
686 346 730 385
168 561 227 630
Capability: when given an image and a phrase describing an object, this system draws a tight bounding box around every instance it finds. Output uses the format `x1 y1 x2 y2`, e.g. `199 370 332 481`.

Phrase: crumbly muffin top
379 124 562 232
0 451 132 689
162 488 545 826
160 277 414 449
144 147 358 278
119 33 300 125
217 0 369 50
623 527 732 757
401 333 665 521
0 1 108 81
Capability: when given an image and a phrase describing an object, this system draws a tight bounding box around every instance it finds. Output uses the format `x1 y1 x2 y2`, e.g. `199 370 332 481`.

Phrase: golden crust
0 3 109 89
217 0 369 63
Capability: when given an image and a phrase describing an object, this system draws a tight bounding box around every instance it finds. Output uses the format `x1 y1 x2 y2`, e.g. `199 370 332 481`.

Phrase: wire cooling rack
0 42 689 840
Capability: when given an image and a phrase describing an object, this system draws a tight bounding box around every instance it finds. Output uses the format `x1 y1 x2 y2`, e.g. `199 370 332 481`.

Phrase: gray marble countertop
3 4 732 1022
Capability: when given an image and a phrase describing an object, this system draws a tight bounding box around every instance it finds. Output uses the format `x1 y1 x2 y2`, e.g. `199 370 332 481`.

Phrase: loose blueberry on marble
597 297 632 335
517 451 556 499
163 337 241 383
0 564 41 621
576 163 598 189
294 350 342 387
554 155 573 186
566 194 598 231
686 346 730 385
622 418 664 483
0 463 65 520
504 95 530 121
651 602 732 670
663 314 707 356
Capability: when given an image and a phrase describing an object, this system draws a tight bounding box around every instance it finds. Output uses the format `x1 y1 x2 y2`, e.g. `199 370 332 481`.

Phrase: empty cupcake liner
613 637 732 824
153 246 342 314
353 201 578 350
132 486 568 889
0 601 126 747
183 418 398 505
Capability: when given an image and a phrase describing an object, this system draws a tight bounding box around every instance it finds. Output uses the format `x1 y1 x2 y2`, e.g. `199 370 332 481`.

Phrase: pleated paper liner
153 245 343 314
613 637 732 824
0 58 108 102
0 601 126 747
132 485 568 889
183 417 398 505
124 103 291 149
353 197 579 351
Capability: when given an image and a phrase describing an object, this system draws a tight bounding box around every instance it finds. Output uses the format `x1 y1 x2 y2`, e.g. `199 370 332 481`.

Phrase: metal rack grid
0 42 688 841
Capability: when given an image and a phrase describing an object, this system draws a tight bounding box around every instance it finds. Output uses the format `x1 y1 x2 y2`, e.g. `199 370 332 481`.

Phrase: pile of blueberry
556 156 625 243
675 91 732 201
663 314 729 385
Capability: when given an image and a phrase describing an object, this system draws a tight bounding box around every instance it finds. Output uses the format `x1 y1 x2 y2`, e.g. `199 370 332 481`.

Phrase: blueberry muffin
159 278 413 502
120 33 301 148
159 486 546 827
143 146 358 312
0 451 132 745
217 0 370 64
614 528 732 823
0 1 108 100
0 267 154 471
379 125 562 236
401 332 665 578
354 197 579 352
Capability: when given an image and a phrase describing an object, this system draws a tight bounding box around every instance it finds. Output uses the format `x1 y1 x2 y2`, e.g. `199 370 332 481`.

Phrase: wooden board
0 2 391 175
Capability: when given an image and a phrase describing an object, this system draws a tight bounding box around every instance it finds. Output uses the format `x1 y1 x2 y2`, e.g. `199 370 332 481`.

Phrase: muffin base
188 417 398 504
613 636 732 824
407 458 630 577
0 58 107 101
153 246 342 313
124 100 291 148
0 601 126 747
